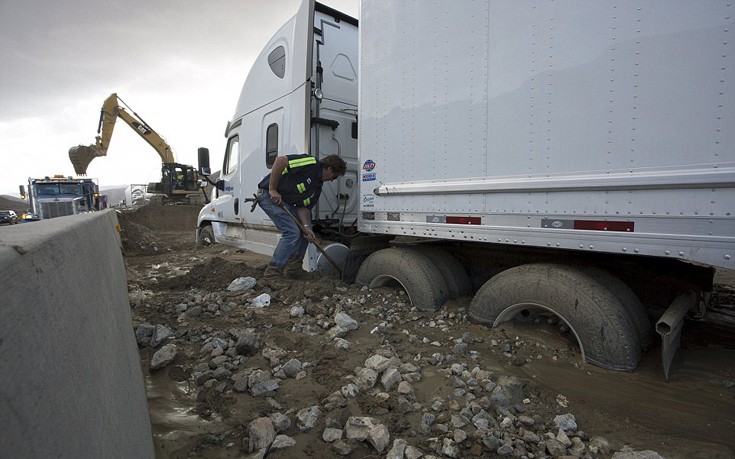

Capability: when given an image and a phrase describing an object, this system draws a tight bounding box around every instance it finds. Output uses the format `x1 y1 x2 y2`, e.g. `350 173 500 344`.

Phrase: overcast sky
0 0 358 197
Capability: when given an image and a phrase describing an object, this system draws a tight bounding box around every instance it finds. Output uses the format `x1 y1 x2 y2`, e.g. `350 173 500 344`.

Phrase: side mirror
215 179 225 191
19 185 26 200
198 147 211 176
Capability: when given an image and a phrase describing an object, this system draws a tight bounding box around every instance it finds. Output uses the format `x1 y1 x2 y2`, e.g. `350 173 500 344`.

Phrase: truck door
218 133 242 222
310 4 359 225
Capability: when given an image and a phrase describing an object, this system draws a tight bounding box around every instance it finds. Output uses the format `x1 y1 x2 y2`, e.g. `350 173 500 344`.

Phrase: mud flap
656 290 697 382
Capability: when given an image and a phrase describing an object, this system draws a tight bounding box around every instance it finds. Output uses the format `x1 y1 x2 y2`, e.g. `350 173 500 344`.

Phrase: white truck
196 0 735 377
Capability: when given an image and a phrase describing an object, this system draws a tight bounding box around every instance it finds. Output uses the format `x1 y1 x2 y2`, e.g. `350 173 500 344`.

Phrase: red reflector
573 220 634 232
446 216 481 225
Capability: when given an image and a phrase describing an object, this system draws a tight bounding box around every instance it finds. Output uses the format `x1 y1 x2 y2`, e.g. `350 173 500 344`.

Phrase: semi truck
20 175 103 220
196 0 735 377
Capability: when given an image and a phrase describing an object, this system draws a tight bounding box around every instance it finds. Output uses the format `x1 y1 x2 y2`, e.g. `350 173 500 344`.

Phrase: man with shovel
256 153 346 290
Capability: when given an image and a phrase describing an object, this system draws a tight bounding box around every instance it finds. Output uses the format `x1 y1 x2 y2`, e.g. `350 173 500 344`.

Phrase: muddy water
146 370 225 457
499 320 735 459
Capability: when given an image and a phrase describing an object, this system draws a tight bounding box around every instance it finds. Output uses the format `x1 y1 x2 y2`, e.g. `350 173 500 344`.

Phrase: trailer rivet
665 251 671 255
725 255 731 260
678 252 685 257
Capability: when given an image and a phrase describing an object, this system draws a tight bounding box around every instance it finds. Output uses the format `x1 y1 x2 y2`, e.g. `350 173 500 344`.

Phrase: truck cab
197 1 358 270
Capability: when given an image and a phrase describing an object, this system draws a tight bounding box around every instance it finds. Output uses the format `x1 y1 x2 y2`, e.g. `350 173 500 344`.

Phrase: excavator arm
69 93 175 175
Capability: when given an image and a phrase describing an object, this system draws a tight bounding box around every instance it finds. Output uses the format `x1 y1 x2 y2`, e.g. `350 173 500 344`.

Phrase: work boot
283 258 318 281
260 265 290 291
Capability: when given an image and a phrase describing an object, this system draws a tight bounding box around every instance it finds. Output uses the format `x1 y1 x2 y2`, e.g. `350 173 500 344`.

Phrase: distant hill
0 195 29 214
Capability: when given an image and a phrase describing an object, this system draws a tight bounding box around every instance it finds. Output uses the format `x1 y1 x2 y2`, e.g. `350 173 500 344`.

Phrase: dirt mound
117 203 201 255
157 257 264 291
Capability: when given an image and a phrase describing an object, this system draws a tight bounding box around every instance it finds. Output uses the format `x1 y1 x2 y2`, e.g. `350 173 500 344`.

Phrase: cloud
0 0 358 195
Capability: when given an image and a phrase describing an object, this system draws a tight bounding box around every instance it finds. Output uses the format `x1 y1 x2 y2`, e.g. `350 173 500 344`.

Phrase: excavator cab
152 163 200 195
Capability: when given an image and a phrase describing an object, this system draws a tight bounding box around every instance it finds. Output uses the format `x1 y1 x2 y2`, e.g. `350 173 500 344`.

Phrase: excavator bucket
68 145 103 176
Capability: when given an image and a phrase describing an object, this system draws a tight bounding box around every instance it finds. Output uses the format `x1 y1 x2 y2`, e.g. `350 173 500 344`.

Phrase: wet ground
118 205 735 458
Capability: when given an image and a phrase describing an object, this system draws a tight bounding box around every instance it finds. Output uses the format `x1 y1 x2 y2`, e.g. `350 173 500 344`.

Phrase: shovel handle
278 203 342 276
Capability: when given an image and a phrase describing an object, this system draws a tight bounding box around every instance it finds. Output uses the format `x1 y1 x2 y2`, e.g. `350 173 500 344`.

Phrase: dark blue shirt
258 154 323 209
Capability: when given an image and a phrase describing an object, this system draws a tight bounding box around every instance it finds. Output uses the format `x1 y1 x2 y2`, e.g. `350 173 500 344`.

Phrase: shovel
278 203 343 276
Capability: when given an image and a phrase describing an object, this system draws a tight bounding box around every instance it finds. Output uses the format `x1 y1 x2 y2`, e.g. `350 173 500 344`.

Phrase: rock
367 424 390 453
441 438 460 458
612 450 666 459
326 325 348 340
236 332 261 356
279 358 301 378
150 344 177 370
227 276 256 292
270 434 296 450
233 375 249 393
332 439 354 456
187 306 203 317
589 436 612 455
553 413 578 432
404 445 424 459
381 368 402 391
247 417 276 453
544 438 567 457
354 367 378 390
150 324 173 348
251 293 271 308
386 439 407 459
269 412 291 433
212 367 232 381
290 305 305 318
364 354 391 373
135 323 155 346
341 383 360 398
296 405 321 432
334 312 359 331
497 442 514 455
250 379 279 397
345 416 380 441
322 427 343 443
489 376 524 407
333 338 351 350
397 381 414 397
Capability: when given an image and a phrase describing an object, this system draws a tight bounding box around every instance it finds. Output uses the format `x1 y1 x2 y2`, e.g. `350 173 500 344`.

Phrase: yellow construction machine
69 93 205 201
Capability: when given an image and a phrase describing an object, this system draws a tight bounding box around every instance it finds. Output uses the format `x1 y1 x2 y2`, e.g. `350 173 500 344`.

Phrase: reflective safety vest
258 154 324 209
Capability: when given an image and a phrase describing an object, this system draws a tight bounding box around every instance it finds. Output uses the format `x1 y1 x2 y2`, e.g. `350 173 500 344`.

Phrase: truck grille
41 201 74 219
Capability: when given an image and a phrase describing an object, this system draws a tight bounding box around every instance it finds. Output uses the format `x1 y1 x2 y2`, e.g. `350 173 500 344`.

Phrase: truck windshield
36 183 82 196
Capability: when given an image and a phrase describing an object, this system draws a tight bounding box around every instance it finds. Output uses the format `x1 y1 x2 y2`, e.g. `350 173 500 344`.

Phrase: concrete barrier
0 210 153 458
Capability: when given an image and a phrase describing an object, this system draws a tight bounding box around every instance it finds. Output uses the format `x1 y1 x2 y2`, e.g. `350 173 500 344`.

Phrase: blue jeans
257 191 309 268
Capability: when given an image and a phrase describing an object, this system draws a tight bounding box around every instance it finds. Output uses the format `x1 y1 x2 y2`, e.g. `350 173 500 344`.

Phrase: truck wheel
584 267 652 352
197 225 215 247
469 263 641 371
418 247 473 298
355 247 449 311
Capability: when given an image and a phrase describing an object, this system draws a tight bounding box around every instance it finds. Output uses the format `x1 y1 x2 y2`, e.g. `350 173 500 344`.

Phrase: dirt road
118 204 735 459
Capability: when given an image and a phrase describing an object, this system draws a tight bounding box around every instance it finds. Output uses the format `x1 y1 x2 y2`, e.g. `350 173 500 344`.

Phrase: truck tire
197 225 215 247
355 247 449 311
418 247 473 298
469 263 642 371
584 267 652 352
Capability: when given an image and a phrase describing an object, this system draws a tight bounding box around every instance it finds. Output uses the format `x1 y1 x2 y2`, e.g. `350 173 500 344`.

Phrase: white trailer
197 0 735 376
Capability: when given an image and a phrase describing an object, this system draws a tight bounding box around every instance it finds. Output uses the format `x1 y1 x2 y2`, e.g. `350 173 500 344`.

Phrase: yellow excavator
69 93 205 201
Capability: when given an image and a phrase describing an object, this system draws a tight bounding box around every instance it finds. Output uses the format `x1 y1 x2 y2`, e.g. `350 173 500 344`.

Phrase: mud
118 204 735 459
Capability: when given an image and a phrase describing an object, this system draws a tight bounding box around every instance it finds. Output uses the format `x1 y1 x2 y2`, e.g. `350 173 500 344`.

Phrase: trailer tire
197 225 215 247
355 247 449 311
419 247 473 298
469 263 641 371
584 267 652 352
